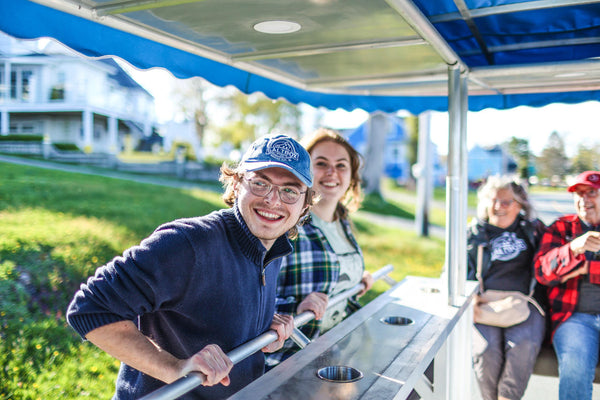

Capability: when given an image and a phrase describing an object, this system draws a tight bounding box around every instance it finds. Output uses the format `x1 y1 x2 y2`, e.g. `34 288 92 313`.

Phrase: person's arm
85 321 233 386
534 222 589 286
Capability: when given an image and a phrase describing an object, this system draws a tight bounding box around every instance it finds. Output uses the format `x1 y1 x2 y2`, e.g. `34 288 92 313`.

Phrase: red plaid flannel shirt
534 214 600 340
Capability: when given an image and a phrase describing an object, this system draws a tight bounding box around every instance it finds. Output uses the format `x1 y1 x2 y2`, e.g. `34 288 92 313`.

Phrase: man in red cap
535 170 600 400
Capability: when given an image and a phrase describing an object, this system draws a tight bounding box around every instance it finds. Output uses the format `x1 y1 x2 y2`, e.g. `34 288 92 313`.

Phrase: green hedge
0 135 43 142
53 143 81 152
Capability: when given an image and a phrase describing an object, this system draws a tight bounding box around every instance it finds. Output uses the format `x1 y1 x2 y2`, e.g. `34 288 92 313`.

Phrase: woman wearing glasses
266 128 373 368
467 176 547 400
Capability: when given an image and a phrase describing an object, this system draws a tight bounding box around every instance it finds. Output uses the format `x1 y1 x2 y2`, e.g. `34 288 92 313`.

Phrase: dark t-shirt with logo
483 218 534 294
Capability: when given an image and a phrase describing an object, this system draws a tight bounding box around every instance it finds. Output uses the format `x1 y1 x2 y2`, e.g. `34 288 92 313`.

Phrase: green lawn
360 178 478 227
0 163 444 399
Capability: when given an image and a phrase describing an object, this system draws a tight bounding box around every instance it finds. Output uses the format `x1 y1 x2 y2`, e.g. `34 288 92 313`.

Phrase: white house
0 31 157 154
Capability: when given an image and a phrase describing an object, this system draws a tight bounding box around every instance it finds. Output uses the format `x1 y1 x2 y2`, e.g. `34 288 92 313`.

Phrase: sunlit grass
377 178 478 226
354 214 445 304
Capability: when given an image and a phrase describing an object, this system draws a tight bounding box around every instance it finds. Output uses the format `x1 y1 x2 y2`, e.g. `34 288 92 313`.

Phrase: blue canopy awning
1 0 600 114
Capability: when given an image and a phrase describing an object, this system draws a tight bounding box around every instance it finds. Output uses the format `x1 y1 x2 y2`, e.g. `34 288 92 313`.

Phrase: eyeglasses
574 188 599 198
244 177 306 204
491 198 515 208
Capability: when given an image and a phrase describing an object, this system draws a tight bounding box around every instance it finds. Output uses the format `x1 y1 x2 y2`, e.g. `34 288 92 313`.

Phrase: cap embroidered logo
265 138 299 162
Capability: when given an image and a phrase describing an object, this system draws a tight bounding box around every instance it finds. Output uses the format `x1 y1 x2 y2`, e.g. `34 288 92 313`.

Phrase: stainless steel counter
230 276 477 400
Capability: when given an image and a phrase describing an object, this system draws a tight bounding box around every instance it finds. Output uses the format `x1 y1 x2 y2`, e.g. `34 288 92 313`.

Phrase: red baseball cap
567 171 600 192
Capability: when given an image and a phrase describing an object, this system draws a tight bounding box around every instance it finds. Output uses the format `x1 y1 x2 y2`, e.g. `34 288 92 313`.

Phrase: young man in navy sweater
67 134 315 399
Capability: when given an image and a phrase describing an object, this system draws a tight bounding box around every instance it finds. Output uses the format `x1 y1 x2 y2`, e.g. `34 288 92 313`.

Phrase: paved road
531 191 574 225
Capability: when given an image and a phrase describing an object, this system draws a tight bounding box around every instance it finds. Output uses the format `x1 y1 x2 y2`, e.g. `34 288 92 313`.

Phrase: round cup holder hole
317 366 363 383
380 316 414 326
421 287 440 294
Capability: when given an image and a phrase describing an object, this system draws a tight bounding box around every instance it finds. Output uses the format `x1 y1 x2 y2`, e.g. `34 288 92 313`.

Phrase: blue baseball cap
240 134 313 187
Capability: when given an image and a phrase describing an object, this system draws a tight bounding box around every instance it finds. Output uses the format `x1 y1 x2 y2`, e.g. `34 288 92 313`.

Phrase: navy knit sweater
66 205 292 399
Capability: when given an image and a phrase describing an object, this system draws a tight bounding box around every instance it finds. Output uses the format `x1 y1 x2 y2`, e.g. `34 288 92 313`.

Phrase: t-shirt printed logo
490 232 527 261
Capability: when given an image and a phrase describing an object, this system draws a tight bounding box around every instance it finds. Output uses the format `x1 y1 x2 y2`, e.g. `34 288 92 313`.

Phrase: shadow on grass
359 192 414 220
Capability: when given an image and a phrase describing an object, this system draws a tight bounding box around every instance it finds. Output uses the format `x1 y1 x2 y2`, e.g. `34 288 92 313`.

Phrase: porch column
1 62 9 135
1 111 8 135
82 109 93 153
108 116 118 154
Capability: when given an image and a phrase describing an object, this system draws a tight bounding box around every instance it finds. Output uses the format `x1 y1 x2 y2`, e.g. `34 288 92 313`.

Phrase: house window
10 120 42 134
11 68 34 102
50 72 65 101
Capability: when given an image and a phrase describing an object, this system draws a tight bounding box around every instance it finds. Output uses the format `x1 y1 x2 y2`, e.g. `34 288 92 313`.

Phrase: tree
505 137 532 179
362 112 389 196
171 77 210 145
571 143 600 173
536 131 569 180
214 90 303 149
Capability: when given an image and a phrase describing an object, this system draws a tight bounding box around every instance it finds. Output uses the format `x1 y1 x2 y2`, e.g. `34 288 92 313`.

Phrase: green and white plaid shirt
266 215 364 367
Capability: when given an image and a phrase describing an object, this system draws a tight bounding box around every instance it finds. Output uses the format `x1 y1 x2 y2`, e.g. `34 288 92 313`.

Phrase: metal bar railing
139 264 394 400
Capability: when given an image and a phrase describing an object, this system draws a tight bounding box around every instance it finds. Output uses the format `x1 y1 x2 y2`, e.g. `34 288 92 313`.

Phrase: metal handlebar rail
139 264 395 400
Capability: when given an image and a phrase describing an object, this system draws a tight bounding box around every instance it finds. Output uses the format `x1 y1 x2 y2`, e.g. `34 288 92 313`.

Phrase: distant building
159 120 203 160
344 113 446 186
468 144 517 183
0 32 157 154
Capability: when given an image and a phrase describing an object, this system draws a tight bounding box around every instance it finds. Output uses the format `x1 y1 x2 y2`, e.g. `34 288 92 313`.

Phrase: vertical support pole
415 111 433 237
446 67 472 400
446 65 462 306
458 73 469 296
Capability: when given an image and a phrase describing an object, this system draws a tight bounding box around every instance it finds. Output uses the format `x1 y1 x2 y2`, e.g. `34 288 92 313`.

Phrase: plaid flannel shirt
534 214 600 340
267 216 363 365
